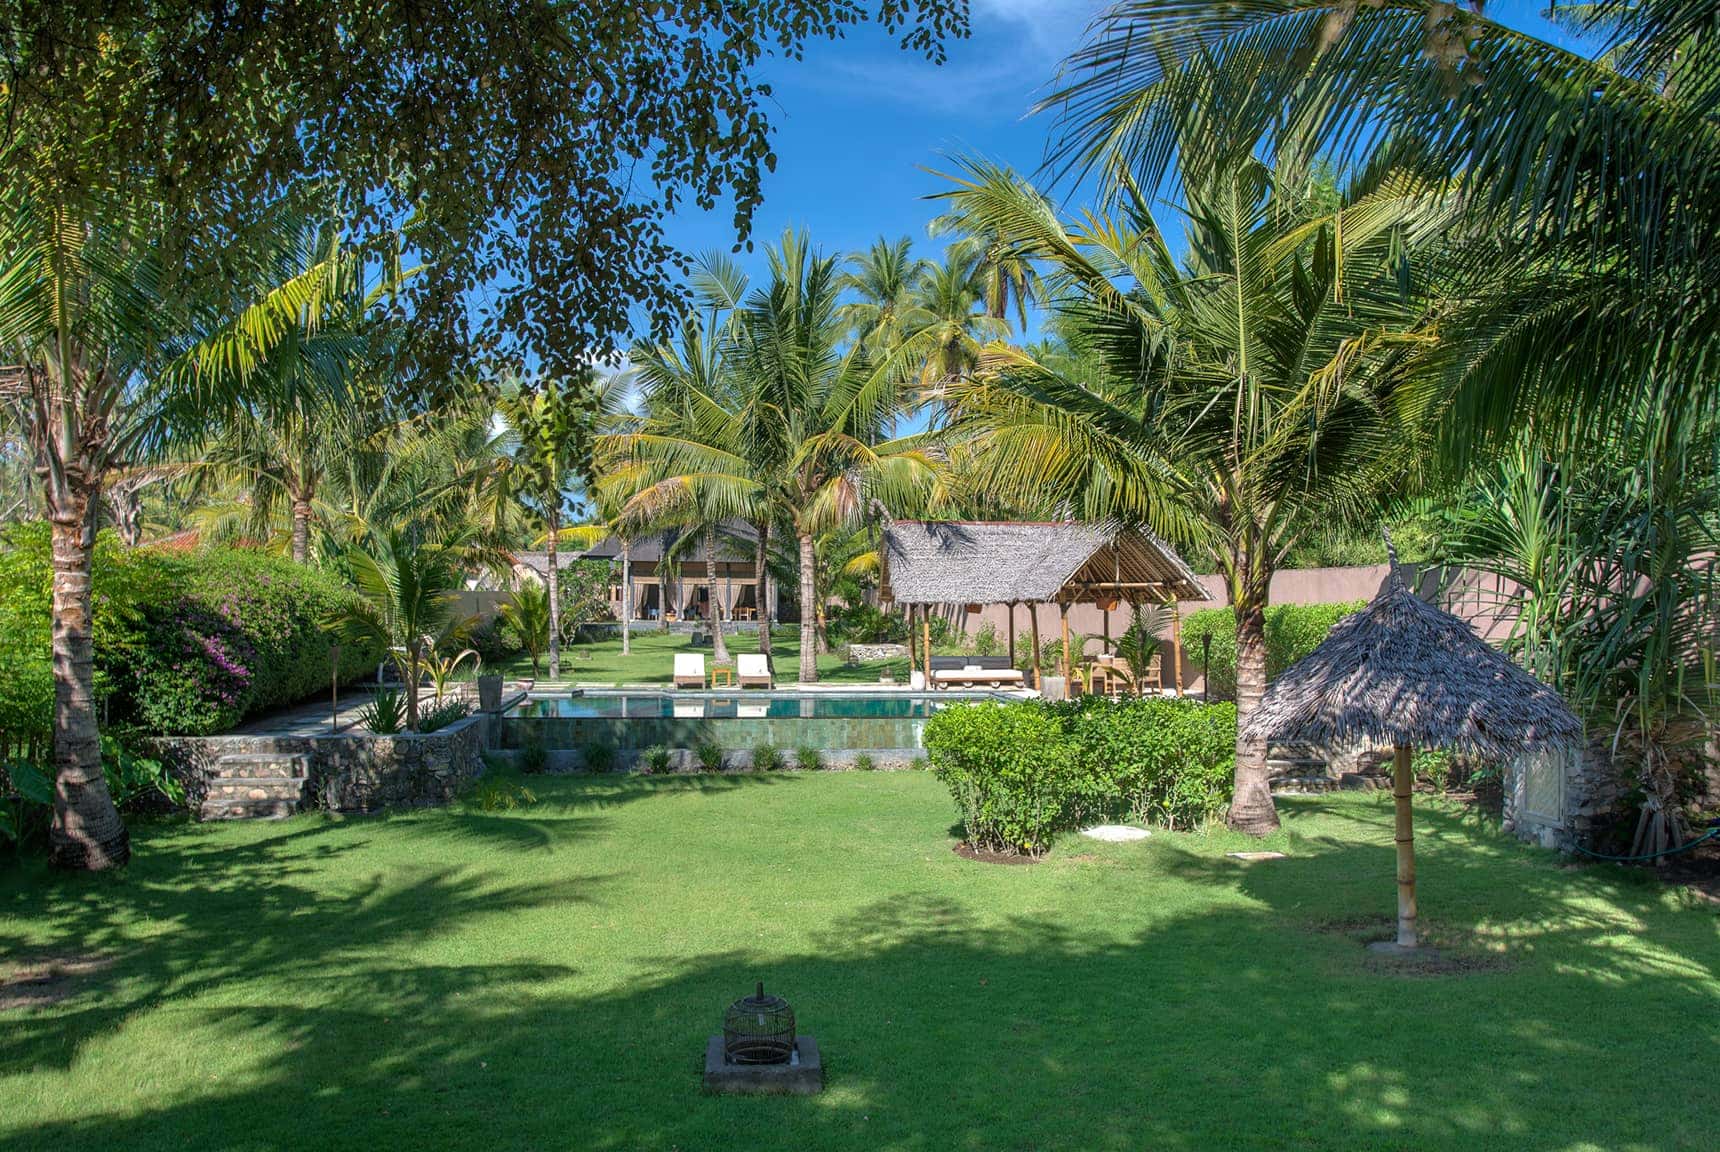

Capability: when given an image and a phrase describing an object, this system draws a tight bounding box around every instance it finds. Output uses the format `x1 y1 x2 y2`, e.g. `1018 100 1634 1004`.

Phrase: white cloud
972 0 1106 56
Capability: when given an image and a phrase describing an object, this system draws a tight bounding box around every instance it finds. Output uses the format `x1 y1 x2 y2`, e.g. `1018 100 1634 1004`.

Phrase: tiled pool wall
499 712 928 769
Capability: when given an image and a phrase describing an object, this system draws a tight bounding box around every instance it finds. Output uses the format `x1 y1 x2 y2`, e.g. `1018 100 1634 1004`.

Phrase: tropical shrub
826 602 908 645
642 745 674 774
463 774 538 813
852 752 877 772
558 559 616 627
518 734 549 774
923 702 1087 856
416 698 472 733
497 583 551 673
1180 601 1367 700
582 742 617 773
358 689 408 734
970 622 999 656
695 739 726 772
794 745 822 771
466 616 522 668
925 698 1238 854
750 742 784 771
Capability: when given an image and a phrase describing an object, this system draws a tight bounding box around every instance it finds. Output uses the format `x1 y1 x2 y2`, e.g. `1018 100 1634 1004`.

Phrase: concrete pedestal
703 1035 824 1095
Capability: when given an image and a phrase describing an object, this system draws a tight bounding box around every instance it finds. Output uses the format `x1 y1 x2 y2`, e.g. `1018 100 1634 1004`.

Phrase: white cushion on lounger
674 653 705 681
737 654 771 680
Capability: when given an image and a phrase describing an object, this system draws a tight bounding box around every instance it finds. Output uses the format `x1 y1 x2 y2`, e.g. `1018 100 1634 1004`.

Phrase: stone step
209 753 309 780
1339 771 1385 791
200 798 298 821
204 777 308 803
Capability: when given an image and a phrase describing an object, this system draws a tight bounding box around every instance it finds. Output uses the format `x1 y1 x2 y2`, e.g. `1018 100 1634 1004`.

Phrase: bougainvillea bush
0 524 380 743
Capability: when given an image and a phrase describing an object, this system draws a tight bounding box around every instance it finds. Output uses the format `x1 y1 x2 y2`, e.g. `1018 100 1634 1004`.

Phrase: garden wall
157 714 490 815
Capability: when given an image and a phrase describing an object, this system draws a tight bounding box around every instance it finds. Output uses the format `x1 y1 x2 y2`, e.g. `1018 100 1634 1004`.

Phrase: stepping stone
1081 825 1151 842
1226 851 1288 862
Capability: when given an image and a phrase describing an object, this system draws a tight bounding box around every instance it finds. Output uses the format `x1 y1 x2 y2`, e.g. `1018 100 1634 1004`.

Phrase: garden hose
1568 826 1720 863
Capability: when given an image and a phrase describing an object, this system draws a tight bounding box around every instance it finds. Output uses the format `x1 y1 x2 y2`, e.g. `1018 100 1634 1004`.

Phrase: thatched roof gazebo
879 521 1209 691
1245 560 1582 953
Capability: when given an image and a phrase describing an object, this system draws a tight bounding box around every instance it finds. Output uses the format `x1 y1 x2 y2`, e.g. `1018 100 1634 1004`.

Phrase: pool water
509 692 983 721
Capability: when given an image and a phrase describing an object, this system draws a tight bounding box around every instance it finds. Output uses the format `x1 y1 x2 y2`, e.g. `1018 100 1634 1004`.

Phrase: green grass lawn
503 625 920 685
3 777 1716 1151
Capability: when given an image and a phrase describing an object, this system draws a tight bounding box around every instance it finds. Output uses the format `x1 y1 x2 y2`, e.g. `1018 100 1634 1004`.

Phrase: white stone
1080 824 1151 842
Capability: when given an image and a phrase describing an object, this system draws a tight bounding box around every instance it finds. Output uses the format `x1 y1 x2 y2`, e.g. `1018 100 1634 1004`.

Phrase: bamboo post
922 611 933 685
1393 743 1418 949
908 603 918 669
330 643 341 733
1060 602 1072 684
1007 601 1017 667
1030 604 1042 690
1171 596 1183 696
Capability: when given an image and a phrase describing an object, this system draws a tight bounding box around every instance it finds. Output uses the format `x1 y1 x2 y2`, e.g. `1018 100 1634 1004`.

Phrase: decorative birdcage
722 982 795 1065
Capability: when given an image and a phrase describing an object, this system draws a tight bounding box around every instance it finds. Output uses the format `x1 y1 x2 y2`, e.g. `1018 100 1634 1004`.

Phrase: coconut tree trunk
798 531 818 684
546 509 562 680
755 521 772 657
405 639 422 729
620 539 632 656
46 484 130 870
705 527 728 663
1227 557 1280 835
290 479 314 566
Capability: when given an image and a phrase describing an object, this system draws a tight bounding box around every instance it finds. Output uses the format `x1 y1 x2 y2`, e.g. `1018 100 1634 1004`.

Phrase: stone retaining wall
156 714 490 815
845 643 909 663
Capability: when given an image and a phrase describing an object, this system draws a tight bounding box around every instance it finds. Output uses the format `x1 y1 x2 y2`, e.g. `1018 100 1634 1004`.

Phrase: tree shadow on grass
4 802 1717 1151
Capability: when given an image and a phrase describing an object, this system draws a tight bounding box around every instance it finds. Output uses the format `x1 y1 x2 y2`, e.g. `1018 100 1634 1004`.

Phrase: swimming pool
501 689 1007 760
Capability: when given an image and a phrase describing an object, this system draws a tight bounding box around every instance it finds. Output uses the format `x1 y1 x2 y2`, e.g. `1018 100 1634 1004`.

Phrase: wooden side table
710 665 735 689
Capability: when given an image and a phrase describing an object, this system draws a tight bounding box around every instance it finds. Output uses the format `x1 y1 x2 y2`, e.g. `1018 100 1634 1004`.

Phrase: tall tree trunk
290 484 314 566
705 527 728 663
1227 552 1280 835
620 539 632 656
755 521 771 657
47 483 130 870
798 531 818 684
546 511 562 680
405 640 422 729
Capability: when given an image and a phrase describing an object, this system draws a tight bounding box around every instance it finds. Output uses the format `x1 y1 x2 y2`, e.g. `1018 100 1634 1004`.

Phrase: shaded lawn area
3 777 1716 1152
502 626 917 685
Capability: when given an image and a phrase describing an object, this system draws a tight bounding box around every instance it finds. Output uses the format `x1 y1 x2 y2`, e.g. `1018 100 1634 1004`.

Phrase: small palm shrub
358 689 407 734
852 753 877 772
518 735 549 774
583 742 617 773
750 742 784 771
464 775 539 812
642 745 673 774
416 699 471 733
794 745 823 771
696 739 725 772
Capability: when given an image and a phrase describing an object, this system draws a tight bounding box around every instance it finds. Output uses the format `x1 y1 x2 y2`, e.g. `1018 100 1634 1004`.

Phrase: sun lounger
674 653 706 690
928 655 1026 689
737 653 774 689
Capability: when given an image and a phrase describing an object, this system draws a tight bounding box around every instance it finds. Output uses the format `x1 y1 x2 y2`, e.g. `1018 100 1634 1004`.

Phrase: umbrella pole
1393 744 1418 948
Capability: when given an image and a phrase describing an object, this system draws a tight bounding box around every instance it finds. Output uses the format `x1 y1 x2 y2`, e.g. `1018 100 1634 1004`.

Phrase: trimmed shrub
1056 697 1236 830
125 549 381 735
925 697 1238 855
750 742 784 772
642 745 673 774
923 702 1087 857
696 739 725 772
1180 601 1366 700
582 742 617 773
794 745 822 771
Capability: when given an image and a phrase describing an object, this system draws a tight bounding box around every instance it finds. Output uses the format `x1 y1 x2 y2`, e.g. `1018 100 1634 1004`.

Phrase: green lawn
3 777 1716 1151
504 625 921 685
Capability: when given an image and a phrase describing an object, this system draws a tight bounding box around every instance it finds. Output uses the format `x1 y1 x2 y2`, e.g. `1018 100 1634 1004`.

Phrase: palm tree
0 185 356 869
498 582 552 676
327 525 470 729
936 151 1446 834
609 233 947 682
1046 0 1720 452
840 237 931 353
494 376 598 680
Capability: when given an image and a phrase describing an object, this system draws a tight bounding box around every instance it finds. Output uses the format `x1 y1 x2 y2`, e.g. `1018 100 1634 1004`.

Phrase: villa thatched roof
1244 572 1582 759
879 521 1209 606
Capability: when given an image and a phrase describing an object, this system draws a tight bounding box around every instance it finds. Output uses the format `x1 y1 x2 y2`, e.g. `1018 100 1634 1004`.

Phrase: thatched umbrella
1244 560 1582 952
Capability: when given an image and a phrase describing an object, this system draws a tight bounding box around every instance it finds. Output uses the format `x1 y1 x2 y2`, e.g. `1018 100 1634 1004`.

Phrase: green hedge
0 524 380 744
924 697 1237 856
1179 601 1366 700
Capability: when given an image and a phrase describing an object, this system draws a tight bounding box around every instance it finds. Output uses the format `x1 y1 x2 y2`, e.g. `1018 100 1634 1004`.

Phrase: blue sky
654 0 1582 306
